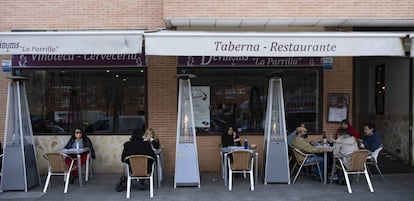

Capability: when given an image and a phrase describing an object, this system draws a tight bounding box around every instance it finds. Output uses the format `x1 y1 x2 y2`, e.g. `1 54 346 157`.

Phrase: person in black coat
64 128 96 183
121 129 157 172
221 127 241 147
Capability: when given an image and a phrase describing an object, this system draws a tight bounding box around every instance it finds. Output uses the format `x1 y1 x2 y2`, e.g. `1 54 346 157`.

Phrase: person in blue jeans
291 127 326 178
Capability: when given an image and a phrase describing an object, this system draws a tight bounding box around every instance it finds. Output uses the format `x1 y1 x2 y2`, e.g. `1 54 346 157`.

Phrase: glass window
179 67 322 134
15 68 146 135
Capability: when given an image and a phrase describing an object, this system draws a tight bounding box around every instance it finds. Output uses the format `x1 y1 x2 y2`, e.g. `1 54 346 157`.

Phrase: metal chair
85 151 93 181
0 154 3 178
338 150 374 193
125 155 155 198
227 149 254 191
289 145 323 184
366 145 385 181
43 153 77 193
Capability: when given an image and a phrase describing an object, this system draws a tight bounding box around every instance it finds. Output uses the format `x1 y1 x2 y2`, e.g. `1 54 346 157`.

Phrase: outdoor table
220 147 258 186
61 147 91 187
315 144 334 184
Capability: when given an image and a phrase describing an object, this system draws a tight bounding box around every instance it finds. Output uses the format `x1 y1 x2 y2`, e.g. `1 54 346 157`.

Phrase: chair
338 150 374 193
125 155 155 198
227 149 254 191
366 145 385 181
289 145 323 184
0 154 3 178
85 151 93 181
43 153 77 193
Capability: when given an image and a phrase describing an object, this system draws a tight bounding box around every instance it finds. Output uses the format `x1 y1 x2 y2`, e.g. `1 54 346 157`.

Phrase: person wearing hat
291 126 326 179
287 125 307 145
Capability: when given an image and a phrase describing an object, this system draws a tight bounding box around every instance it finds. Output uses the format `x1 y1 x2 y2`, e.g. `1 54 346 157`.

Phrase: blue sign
2 60 11 72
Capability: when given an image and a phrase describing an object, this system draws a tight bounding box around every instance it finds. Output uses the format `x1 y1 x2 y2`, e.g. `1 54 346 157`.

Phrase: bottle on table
322 132 327 145
244 138 249 149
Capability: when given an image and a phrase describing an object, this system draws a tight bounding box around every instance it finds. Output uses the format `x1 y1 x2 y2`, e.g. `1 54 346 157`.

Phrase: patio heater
263 77 290 184
174 74 200 188
1 76 40 191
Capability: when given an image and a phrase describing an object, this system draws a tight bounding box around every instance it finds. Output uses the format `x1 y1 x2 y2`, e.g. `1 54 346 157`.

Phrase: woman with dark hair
64 128 95 183
335 119 360 139
362 123 382 152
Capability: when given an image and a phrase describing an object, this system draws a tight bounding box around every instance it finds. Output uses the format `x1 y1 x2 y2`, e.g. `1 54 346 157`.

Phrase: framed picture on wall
327 93 349 122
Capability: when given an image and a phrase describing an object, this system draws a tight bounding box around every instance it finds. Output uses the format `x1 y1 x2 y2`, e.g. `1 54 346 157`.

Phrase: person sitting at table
221 126 241 147
287 123 306 145
64 128 96 184
291 126 326 179
143 127 161 150
335 119 360 139
334 129 359 169
361 123 382 152
121 128 157 190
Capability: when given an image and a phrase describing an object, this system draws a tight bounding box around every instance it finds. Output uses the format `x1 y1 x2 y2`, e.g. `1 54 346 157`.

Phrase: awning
0 31 144 55
144 31 406 57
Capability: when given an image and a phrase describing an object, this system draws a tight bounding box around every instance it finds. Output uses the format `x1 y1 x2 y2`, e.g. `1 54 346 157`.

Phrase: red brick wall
147 55 178 173
163 0 414 18
0 0 164 31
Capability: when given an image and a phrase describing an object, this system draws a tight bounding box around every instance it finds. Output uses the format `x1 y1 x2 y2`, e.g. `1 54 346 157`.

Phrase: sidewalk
0 173 413 201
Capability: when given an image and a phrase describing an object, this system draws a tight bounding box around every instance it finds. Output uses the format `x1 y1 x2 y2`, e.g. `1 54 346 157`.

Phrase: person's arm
151 139 160 149
348 126 360 139
121 143 128 163
84 137 96 159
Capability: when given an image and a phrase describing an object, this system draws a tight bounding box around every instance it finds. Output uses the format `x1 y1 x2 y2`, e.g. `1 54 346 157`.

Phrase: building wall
163 0 414 18
0 0 387 174
0 0 164 31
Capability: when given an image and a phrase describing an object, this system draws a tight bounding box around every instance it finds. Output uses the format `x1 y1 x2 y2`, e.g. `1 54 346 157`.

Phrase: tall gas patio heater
263 77 290 184
1 76 40 191
174 74 200 188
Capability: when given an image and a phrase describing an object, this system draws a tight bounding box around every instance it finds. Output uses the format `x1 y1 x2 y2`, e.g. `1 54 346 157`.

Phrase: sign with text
11 53 146 68
0 31 143 55
178 56 322 67
145 31 405 57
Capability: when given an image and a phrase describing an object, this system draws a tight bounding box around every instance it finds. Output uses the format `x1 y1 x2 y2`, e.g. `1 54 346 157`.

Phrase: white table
61 148 91 187
220 147 258 186
315 145 334 184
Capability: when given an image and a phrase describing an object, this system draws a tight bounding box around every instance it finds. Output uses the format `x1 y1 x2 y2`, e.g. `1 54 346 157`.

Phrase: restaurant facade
0 0 414 175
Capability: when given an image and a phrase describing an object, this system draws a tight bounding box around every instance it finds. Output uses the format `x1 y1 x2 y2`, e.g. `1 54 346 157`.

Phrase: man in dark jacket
121 129 157 190
121 129 157 169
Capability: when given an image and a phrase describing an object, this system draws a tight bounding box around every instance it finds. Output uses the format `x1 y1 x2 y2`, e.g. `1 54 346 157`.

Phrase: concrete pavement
0 173 413 201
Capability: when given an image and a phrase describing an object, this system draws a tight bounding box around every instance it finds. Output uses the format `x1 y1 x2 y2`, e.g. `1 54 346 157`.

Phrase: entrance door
354 57 411 165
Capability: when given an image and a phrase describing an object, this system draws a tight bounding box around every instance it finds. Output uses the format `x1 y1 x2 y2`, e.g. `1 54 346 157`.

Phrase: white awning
144 31 406 57
0 31 144 55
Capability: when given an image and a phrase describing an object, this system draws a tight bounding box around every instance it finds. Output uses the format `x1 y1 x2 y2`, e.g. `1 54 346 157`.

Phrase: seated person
221 127 241 147
334 129 359 169
121 129 157 189
143 127 161 150
291 127 326 178
361 123 382 152
288 125 306 145
335 119 360 139
64 128 95 184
